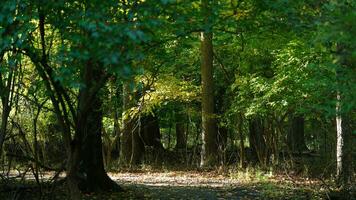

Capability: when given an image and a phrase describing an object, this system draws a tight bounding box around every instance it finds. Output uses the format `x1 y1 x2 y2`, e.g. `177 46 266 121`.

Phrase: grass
228 166 327 199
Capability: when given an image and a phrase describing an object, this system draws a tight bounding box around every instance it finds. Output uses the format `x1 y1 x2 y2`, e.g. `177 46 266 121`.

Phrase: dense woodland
0 0 355 199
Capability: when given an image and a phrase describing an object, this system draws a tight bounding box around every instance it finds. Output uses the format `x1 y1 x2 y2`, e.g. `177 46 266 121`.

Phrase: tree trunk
141 114 163 149
106 81 120 162
200 0 218 167
217 126 227 165
0 55 16 158
175 110 186 150
0 104 11 158
141 114 164 164
334 43 353 192
176 122 186 150
249 117 269 166
121 84 162 166
238 114 245 168
336 92 352 188
287 115 308 153
120 83 133 166
130 117 144 166
66 64 120 198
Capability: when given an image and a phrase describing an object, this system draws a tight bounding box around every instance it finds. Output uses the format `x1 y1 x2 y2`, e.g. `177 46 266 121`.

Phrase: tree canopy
0 0 355 199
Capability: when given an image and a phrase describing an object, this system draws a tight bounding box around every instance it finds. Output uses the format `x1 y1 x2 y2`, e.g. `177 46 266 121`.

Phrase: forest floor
0 169 328 199
0 170 327 200
111 170 326 200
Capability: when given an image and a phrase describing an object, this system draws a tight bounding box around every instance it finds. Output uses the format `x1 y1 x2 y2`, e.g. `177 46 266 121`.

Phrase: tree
0 1 26 158
0 52 19 158
16 0 162 197
200 0 218 167
315 1 356 192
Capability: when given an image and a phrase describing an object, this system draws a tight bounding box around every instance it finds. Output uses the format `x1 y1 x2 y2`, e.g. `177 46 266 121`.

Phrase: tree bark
0 103 11 158
335 92 353 188
66 63 120 198
238 114 245 168
175 110 186 150
217 126 227 165
120 83 133 166
334 44 353 192
0 52 17 158
200 0 218 167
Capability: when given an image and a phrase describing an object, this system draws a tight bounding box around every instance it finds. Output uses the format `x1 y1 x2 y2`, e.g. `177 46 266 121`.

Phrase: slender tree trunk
217 126 227 165
112 99 121 160
0 53 16 157
130 117 144 166
200 0 218 167
176 122 186 150
0 104 11 158
238 114 245 168
334 44 353 192
32 100 47 192
168 123 172 149
336 91 352 188
120 83 133 166
175 110 186 150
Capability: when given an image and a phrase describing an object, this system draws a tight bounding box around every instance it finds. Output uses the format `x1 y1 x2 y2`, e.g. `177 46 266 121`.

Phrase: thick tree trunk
287 115 308 153
200 0 218 167
66 64 120 198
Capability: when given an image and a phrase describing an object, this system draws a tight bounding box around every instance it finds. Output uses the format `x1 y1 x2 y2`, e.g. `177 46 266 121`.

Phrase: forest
0 0 355 199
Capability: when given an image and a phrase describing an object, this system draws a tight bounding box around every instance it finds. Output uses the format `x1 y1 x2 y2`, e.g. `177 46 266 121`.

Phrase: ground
0 170 326 199
113 171 261 199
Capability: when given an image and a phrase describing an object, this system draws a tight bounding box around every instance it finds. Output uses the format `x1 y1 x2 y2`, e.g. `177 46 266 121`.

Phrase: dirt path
111 172 262 200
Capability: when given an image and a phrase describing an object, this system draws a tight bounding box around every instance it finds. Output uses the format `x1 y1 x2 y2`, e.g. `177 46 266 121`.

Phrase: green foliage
0 0 355 194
